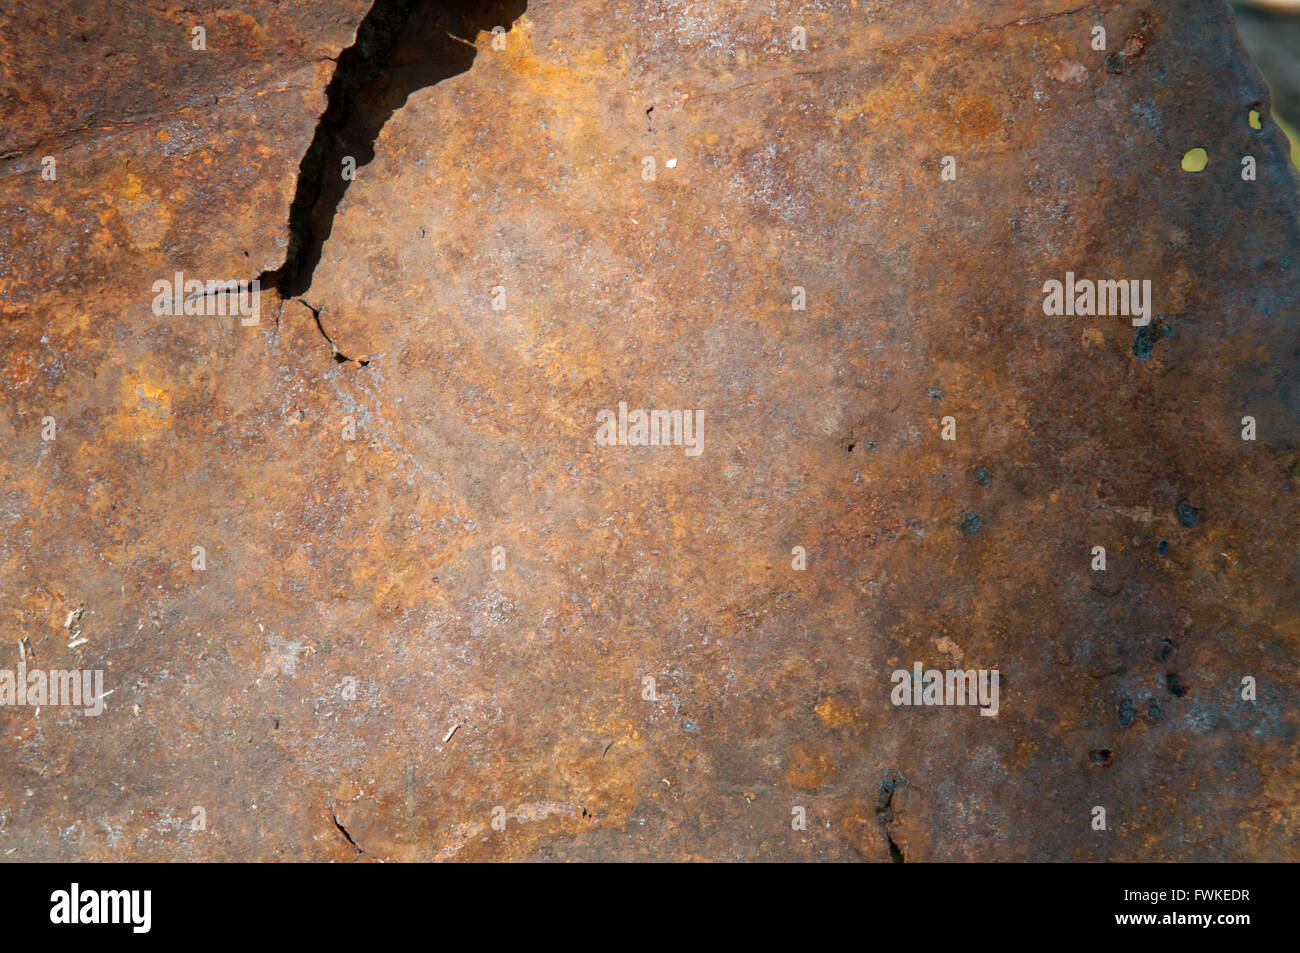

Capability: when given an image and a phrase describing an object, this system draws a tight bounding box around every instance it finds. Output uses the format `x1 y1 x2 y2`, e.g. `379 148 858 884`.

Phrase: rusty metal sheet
0 0 1297 862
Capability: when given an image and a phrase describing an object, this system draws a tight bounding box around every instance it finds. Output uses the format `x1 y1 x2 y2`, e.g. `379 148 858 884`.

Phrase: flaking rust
0 0 1298 861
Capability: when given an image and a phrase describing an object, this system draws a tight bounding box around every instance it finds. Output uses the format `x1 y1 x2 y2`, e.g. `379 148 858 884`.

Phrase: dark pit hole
1157 637 1177 662
1132 320 1172 361
1089 748 1114 767
875 775 897 813
1166 672 1187 697
875 771 904 827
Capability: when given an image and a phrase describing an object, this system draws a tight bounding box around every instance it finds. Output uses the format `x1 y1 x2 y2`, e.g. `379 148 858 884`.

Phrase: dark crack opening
329 806 365 855
261 0 528 300
294 298 369 365
887 834 905 863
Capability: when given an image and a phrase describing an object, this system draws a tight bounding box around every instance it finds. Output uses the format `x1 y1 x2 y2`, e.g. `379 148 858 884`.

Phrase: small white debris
666 157 677 168
67 638 88 649
442 723 459 743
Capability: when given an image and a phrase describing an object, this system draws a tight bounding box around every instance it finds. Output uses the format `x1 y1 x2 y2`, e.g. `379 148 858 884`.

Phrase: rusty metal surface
1 0 1298 861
